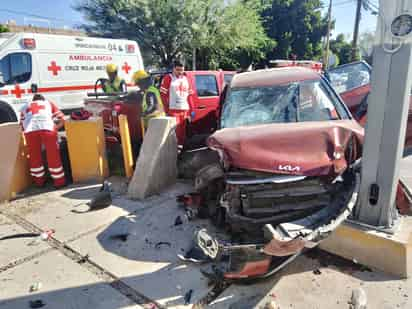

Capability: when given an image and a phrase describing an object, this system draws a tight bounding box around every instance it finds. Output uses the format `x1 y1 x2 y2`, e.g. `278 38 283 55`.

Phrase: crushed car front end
180 67 366 280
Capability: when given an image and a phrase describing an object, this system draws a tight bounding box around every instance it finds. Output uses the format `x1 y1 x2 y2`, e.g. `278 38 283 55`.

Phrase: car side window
298 81 340 122
195 75 219 97
0 53 32 85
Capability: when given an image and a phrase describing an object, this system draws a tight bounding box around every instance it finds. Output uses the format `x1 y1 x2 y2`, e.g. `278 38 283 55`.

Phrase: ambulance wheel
0 102 17 124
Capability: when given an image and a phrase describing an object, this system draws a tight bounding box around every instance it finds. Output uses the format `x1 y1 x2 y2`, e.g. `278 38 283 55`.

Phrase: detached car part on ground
178 67 410 281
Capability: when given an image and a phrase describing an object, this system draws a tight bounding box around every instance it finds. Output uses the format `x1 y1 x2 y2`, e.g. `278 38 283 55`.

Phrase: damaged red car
179 67 365 281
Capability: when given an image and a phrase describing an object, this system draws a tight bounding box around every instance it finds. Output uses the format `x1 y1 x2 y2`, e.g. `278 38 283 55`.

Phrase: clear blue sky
0 0 377 37
330 0 378 37
0 0 84 29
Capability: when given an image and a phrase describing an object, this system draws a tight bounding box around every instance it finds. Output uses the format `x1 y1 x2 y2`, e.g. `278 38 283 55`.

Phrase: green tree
75 0 272 69
0 25 9 33
190 0 273 69
359 30 374 64
261 0 328 61
330 34 355 65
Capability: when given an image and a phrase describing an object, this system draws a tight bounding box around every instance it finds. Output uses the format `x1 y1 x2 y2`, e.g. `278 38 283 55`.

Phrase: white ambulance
0 32 144 123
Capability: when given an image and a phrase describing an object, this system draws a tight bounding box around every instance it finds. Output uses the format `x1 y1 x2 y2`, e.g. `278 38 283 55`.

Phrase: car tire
0 101 18 124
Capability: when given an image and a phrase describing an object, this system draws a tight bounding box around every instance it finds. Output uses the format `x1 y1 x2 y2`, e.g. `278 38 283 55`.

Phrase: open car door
325 61 371 125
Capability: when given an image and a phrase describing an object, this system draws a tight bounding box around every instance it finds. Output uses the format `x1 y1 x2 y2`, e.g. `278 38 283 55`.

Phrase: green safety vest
142 86 165 128
103 77 125 93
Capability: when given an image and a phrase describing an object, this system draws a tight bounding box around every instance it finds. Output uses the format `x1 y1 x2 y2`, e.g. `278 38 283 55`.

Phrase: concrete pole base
319 216 412 278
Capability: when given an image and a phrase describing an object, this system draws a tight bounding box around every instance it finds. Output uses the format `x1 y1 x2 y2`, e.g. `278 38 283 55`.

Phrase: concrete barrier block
0 123 21 202
8 133 32 200
128 117 177 200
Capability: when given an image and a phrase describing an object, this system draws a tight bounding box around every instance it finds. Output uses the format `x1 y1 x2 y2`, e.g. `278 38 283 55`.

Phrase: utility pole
192 48 196 71
356 0 412 228
323 0 333 69
351 0 362 61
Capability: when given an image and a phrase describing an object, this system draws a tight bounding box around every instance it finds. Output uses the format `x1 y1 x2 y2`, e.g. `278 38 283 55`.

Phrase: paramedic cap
106 63 118 73
132 70 150 83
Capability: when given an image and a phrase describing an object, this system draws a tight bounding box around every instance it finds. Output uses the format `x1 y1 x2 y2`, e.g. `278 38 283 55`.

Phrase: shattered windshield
221 79 348 129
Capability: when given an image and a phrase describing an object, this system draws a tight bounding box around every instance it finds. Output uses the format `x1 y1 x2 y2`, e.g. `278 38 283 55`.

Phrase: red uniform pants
25 130 66 188
168 109 189 146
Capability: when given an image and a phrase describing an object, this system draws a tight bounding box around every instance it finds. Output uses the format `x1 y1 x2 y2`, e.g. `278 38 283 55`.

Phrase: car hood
207 120 364 178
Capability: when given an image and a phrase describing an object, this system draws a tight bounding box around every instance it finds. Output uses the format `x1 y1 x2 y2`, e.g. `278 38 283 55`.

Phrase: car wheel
0 102 18 124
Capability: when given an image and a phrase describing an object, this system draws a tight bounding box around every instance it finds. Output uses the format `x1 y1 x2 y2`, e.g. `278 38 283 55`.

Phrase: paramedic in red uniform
20 94 66 188
160 60 193 146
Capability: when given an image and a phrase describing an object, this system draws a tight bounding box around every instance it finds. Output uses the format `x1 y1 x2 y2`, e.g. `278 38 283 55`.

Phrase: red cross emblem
26 102 45 115
11 84 25 98
48 61 62 76
176 81 188 97
121 62 131 74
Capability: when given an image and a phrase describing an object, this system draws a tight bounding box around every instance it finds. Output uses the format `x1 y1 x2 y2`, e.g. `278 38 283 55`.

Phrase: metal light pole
355 0 412 228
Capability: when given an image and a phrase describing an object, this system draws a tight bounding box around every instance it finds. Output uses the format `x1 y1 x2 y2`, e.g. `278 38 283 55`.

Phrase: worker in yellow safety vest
102 64 127 93
132 70 165 130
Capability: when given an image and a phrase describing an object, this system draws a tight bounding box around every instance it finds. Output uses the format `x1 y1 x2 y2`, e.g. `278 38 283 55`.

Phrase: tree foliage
0 25 9 33
261 0 328 61
75 0 272 69
330 34 355 65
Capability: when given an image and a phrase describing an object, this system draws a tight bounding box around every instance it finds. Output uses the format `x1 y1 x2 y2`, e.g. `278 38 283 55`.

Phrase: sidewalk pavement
1 155 412 308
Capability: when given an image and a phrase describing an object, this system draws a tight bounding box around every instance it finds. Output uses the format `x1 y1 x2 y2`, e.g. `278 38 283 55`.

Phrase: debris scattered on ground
305 249 372 273
109 234 129 242
0 233 39 241
264 300 280 309
77 254 90 264
143 303 158 309
176 193 203 219
313 268 322 275
184 289 193 305
155 242 172 249
174 216 183 226
28 229 55 246
72 181 112 213
349 288 367 309
29 282 42 293
178 246 210 263
29 300 46 308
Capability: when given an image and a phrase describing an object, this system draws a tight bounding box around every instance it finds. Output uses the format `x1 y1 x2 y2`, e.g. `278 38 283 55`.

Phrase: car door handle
197 106 207 110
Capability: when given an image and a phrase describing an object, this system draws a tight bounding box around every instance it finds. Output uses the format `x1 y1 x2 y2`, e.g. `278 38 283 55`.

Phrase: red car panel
208 120 364 178
186 71 223 135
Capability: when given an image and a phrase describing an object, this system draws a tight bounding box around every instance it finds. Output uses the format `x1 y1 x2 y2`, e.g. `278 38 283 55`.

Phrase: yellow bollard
118 115 134 178
65 118 109 183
